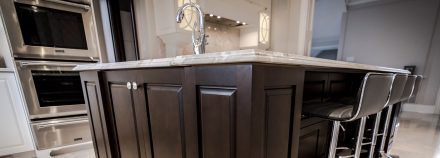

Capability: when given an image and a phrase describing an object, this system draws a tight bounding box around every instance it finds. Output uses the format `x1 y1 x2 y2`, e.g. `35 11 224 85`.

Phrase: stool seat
304 102 354 121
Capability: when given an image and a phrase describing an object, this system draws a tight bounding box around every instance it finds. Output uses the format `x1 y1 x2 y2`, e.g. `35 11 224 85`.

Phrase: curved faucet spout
176 3 206 55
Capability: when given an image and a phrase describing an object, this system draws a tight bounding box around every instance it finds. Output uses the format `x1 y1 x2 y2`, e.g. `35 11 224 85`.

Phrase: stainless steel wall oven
16 60 89 119
0 0 99 61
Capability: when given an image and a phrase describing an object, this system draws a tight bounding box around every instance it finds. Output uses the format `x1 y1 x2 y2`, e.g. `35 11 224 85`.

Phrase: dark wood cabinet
80 64 337 158
298 118 330 158
81 67 379 158
82 68 199 158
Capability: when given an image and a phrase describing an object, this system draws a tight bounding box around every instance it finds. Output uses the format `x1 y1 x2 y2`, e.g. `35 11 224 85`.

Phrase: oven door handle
49 142 93 157
40 0 90 11
19 62 81 68
36 119 89 129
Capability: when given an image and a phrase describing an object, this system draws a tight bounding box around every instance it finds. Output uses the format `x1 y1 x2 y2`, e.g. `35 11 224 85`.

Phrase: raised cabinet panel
85 82 109 158
265 88 294 158
198 87 237 158
0 73 34 156
146 85 185 158
298 120 330 158
109 83 143 158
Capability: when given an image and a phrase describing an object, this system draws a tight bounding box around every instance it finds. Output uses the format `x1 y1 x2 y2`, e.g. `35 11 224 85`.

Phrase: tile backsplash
181 22 240 55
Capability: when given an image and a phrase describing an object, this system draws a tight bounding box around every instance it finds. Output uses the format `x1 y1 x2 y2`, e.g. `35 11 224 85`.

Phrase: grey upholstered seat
303 102 353 121
386 74 408 106
411 75 423 98
400 75 417 101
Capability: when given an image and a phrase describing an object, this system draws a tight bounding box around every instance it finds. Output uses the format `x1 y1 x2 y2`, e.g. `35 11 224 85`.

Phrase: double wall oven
0 0 98 155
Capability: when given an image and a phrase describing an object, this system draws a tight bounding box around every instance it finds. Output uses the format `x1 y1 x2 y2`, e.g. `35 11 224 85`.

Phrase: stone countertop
0 68 14 72
74 49 410 74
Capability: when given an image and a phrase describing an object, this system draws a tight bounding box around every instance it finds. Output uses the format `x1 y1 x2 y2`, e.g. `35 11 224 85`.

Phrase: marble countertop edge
74 49 409 74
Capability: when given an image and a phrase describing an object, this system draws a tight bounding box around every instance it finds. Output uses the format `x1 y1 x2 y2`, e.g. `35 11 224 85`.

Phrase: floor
391 112 440 158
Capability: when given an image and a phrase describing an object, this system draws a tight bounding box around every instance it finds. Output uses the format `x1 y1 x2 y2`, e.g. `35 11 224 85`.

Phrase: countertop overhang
74 49 410 74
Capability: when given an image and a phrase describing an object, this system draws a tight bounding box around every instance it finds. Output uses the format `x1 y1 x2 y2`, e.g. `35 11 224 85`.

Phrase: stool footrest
362 142 372 146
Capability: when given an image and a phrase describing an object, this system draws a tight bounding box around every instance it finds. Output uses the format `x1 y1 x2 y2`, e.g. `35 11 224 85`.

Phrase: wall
134 0 165 59
311 0 346 56
421 5 440 110
341 0 440 106
0 13 13 69
270 0 315 55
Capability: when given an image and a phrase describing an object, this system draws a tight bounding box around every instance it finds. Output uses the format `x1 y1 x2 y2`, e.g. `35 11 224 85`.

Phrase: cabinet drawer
32 117 92 150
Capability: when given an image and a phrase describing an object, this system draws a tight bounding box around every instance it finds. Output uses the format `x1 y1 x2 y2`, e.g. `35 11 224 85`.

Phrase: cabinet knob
127 82 132 90
132 82 138 90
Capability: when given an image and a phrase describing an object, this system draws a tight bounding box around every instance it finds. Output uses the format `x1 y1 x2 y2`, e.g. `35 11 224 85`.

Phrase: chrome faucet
176 3 206 55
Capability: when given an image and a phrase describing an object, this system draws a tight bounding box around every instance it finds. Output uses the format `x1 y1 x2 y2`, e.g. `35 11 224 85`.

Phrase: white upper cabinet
0 72 34 156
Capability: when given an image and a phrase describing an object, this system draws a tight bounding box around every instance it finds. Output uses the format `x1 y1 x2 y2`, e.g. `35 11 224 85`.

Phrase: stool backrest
349 73 395 121
386 74 408 106
400 75 417 101
411 75 423 98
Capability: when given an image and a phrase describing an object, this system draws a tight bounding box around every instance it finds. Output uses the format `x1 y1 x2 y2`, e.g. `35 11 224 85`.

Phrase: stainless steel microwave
0 0 99 61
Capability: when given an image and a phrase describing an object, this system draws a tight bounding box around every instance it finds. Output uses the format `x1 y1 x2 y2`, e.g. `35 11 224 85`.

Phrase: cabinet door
102 68 195 158
103 71 150 158
0 72 34 156
298 119 330 158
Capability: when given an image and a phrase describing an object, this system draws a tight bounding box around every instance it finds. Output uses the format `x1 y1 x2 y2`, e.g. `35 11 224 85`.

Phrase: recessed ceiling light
242 22 247 25
217 16 221 19
209 14 214 17
236 21 240 23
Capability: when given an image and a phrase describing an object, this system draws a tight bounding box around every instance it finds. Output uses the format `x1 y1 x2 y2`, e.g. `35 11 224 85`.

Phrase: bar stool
410 75 423 100
303 73 395 158
367 74 408 158
378 75 417 157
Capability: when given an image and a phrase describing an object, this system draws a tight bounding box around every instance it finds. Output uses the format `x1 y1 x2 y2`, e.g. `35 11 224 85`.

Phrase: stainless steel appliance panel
32 116 92 150
0 0 99 61
16 60 89 119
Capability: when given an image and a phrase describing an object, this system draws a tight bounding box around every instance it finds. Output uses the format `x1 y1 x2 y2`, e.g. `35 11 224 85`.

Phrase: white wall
270 0 315 55
342 0 438 71
134 0 165 59
311 0 346 51
419 5 440 108
0 13 13 69
341 0 440 106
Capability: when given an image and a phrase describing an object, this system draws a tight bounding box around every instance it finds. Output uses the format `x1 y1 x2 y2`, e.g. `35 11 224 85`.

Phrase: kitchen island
76 49 408 158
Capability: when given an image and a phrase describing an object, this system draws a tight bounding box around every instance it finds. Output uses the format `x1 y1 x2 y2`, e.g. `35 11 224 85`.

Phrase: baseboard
402 103 437 114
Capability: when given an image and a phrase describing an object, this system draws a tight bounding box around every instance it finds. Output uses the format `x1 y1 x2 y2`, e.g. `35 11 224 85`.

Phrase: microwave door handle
41 0 90 10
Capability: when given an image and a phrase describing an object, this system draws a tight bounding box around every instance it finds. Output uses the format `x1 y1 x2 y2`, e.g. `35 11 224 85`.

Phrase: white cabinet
0 71 34 156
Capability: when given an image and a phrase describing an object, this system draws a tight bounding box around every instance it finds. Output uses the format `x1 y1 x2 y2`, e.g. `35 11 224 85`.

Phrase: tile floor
391 112 440 158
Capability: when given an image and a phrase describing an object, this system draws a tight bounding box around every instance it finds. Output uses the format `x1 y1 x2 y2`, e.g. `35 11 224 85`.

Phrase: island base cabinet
80 64 305 158
0 72 34 156
298 118 330 158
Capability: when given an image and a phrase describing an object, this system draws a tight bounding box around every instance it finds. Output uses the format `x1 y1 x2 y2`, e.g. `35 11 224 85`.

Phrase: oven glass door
32 71 85 107
15 3 88 49
16 61 88 119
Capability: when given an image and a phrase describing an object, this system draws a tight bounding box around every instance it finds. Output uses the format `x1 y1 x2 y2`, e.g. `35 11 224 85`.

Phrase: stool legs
379 105 394 156
354 117 367 158
369 112 382 158
328 121 341 158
